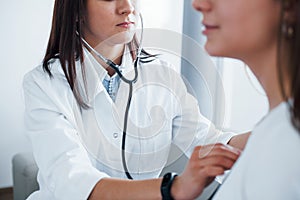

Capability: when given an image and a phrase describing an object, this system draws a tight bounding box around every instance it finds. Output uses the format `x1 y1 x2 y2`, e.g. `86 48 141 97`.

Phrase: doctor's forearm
88 177 163 200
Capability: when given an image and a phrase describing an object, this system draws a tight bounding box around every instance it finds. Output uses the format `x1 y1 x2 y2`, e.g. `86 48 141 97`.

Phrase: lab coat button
113 132 118 138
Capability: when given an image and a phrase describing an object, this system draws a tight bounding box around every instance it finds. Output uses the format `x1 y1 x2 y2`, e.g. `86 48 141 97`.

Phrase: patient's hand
171 143 241 200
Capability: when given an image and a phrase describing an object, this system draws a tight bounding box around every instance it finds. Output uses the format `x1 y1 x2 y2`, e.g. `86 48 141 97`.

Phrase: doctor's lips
202 23 219 35
116 21 135 28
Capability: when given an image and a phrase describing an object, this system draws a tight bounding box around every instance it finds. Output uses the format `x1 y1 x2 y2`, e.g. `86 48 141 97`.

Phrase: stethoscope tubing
78 14 144 180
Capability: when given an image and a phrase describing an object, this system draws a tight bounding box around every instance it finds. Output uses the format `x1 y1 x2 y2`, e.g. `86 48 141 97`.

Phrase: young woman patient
193 0 300 199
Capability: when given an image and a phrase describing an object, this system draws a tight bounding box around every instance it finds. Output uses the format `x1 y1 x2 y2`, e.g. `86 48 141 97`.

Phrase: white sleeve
170 73 235 158
23 71 109 200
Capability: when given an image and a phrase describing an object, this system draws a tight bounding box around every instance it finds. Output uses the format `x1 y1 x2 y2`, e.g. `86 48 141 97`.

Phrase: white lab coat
23 48 233 200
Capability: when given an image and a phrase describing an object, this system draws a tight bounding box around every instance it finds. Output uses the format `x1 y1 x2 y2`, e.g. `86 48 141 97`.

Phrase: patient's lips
202 22 219 35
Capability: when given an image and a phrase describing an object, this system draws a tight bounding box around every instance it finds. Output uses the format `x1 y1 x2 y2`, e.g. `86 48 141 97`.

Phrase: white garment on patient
214 102 300 200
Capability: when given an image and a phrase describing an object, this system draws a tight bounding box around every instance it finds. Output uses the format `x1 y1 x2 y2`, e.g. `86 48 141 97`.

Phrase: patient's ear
283 0 297 23
281 0 297 39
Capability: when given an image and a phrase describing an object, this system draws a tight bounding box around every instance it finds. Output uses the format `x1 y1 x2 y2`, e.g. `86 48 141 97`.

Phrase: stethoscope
78 14 144 180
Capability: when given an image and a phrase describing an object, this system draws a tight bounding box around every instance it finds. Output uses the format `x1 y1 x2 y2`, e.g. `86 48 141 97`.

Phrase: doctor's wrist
170 175 184 200
161 172 179 200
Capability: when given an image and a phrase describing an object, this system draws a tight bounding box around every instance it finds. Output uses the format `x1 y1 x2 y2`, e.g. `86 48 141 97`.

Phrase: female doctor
23 0 246 199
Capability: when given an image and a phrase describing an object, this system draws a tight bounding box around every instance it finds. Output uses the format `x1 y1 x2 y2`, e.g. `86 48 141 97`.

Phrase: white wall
141 0 183 72
0 0 54 188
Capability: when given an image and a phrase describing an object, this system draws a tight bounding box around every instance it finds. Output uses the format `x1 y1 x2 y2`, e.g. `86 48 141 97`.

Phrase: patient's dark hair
42 0 154 108
277 0 300 132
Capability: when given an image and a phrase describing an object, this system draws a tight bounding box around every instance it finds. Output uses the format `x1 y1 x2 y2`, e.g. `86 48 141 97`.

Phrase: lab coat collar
76 45 135 104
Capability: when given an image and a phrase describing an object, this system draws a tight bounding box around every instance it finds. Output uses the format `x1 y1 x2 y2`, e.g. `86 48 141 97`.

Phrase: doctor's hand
171 143 241 200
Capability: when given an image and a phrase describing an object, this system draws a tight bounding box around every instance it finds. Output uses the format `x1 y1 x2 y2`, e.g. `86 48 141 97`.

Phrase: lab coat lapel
76 47 107 105
74 47 133 167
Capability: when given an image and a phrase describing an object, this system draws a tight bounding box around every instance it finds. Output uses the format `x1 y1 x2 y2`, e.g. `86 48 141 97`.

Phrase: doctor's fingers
194 143 241 161
197 155 237 171
196 166 229 179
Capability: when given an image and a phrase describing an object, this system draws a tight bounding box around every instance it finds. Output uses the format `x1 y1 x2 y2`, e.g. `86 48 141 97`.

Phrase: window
221 58 268 131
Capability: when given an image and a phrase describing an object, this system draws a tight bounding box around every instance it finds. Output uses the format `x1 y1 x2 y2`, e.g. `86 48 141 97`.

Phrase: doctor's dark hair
42 0 154 109
277 0 300 132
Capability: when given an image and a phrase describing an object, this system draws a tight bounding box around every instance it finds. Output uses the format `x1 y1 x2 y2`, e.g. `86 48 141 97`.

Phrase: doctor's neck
92 43 125 76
